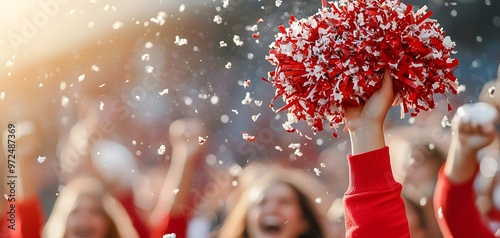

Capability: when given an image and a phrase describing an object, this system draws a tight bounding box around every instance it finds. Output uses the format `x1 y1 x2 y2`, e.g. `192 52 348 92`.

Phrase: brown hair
218 166 326 238
43 177 138 238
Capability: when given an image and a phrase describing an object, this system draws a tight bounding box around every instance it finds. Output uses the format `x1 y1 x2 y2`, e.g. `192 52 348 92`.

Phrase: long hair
218 167 327 238
43 177 138 238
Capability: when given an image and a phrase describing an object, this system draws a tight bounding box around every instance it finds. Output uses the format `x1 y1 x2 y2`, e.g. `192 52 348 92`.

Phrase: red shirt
434 165 496 238
344 146 410 238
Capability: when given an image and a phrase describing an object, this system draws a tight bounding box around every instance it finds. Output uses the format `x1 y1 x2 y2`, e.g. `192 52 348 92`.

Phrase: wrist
349 125 385 155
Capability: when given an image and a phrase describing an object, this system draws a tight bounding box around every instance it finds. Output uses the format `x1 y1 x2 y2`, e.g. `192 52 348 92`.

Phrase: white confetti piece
213 15 222 24
241 92 252 105
275 146 283 151
100 101 104 111
163 234 176 238
91 65 99 72
141 54 150 61
294 148 303 157
251 113 261 122
179 4 186 13
223 0 229 8
233 35 244 46
174 36 188 46
275 0 282 7
112 21 124 29
254 100 263 107
225 62 232 69
198 136 207 145
441 116 451 128
159 89 169 95
313 167 321 176
243 79 251 88
78 74 85 82
98 84 106 88
145 42 154 48
172 188 179 194
0 92 5 100
315 197 322 204
158 144 166 155
231 109 238 114
241 131 256 142
37 156 46 163
219 41 227 47
288 143 300 149
61 96 69 108
6 60 14 67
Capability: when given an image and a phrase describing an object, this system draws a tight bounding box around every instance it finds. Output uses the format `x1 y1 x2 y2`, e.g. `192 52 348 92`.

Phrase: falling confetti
213 15 223 24
252 113 261 122
242 131 256 142
78 74 85 82
37 156 46 164
275 0 282 7
275 146 283 151
61 96 69 108
219 41 228 47
243 79 251 88
159 89 169 95
225 62 232 69
233 35 244 46
99 101 104 111
198 136 207 145
174 36 188 46
0 92 5 100
158 144 166 155
241 92 253 105
91 65 99 72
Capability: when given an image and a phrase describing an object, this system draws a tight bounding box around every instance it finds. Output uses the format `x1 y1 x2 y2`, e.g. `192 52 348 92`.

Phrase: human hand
344 68 395 154
169 118 206 165
451 103 497 153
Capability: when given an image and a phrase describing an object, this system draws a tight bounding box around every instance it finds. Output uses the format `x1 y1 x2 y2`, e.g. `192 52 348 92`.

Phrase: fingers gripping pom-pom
265 0 459 134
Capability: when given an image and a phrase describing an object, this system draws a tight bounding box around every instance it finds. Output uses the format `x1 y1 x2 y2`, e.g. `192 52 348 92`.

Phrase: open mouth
73 228 96 238
260 217 284 236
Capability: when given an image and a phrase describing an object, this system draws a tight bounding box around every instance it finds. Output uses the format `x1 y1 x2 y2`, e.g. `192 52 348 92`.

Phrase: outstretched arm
434 104 497 238
150 118 206 238
2 121 44 238
343 69 410 238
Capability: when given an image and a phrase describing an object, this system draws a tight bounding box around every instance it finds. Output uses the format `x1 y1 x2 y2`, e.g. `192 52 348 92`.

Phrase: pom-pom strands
265 0 459 134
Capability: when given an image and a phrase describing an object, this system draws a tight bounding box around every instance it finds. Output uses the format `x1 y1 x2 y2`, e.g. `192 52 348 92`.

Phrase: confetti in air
233 35 244 46
214 15 223 24
241 131 256 142
225 62 232 69
265 0 459 134
198 136 207 145
158 144 166 155
275 0 283 7
174 36 188 46
37 156 46 164
241 92 253 105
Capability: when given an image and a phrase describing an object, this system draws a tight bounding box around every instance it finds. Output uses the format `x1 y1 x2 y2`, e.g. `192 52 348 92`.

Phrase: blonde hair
43 177 139 238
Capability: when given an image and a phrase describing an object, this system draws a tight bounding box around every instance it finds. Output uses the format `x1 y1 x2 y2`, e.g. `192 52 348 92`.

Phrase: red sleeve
433 165 495 238
150 213 189 238
117 190 151 238
343 146 410 238
7 196 44 238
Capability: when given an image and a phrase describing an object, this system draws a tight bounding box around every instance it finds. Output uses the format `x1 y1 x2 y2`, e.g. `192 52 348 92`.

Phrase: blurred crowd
1 0 500 237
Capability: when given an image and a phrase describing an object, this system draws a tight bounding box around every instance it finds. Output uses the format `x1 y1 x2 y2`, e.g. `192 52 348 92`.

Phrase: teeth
263 216 282 227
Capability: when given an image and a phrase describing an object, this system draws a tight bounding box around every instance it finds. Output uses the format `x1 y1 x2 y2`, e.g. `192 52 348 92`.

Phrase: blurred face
246 183 308 238
65 195 110 238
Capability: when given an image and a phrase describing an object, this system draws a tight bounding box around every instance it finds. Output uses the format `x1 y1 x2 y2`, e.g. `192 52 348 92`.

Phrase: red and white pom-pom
264 0 459 133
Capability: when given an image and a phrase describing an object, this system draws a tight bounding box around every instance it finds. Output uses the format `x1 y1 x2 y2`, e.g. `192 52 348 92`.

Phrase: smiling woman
217 166 326 238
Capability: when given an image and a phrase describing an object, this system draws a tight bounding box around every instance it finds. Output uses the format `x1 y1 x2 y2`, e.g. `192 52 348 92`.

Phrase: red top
433 165 495 238
344 146 410 238
5 197 44 238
